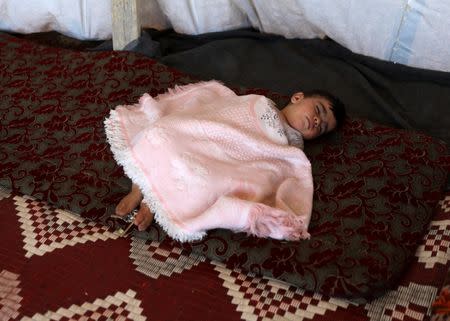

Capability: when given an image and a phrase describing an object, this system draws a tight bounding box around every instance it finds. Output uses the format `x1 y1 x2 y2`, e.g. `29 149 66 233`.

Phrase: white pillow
0 0 112 40
156 0 250 34
234 0 325 39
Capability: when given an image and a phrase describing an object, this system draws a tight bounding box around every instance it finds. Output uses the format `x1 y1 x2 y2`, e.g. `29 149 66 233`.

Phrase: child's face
281 93 337 140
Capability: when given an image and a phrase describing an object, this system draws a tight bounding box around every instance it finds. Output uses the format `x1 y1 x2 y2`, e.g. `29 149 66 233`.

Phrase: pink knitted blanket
104 81 313 242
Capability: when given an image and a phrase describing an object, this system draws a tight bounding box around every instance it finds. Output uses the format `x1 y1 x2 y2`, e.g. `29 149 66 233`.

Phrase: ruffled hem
246 205 311 241
104 107 206 242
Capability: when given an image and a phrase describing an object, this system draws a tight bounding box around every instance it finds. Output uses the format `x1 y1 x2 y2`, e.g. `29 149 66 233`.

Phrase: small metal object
110 209 138 237
121 210 138 223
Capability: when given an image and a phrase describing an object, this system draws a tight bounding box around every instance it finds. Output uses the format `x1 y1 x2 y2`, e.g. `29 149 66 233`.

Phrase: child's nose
314 116 321 127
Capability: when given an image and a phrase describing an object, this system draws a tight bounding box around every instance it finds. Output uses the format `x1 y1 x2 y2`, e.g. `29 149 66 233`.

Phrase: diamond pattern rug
1 186 449 321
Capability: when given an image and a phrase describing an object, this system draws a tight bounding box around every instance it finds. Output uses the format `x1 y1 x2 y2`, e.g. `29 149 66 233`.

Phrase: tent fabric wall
0 0 449 72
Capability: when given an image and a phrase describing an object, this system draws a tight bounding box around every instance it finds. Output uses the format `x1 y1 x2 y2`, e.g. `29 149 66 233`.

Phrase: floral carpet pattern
1 187 449 321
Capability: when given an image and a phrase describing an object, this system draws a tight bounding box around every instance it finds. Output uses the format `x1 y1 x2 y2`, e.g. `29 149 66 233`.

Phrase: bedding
1 0 450 71
1 187 449 320
0 32 447 303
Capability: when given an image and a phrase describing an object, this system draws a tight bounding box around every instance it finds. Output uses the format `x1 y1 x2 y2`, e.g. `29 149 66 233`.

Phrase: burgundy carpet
1 187 449 321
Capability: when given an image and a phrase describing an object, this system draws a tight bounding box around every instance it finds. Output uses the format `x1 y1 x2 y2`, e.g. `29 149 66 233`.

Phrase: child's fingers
139 212 155 231
135 202 155 231
134 211 144 225
115 202 129 216
115 187 142 216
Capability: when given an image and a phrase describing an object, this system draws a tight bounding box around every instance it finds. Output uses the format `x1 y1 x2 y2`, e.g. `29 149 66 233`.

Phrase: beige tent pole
111 0 142 50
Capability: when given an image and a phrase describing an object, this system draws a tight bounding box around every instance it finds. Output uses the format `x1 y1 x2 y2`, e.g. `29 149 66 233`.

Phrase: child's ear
290 92 304 104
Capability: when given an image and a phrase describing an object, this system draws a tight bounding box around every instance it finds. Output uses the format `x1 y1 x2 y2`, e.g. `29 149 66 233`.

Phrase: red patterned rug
1 187 449 321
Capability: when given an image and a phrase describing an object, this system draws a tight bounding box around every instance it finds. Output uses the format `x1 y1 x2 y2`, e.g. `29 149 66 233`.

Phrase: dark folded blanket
0 32 447 302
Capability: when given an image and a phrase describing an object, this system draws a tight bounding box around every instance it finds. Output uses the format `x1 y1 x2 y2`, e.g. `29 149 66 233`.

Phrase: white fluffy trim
104 108 206 242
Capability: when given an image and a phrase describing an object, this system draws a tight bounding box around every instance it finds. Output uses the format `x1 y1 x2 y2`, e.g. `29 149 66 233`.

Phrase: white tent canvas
0 0 449 72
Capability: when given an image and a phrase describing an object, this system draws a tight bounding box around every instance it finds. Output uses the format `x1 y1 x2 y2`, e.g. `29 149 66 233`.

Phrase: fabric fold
104 81 313 242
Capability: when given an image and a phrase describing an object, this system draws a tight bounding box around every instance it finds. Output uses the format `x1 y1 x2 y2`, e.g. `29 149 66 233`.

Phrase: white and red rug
1 187 449 321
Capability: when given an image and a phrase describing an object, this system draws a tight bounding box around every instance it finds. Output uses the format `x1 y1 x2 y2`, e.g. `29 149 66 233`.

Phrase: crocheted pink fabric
104 81 313 242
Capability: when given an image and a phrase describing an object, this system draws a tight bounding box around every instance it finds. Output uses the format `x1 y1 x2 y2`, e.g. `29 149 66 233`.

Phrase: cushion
0 32 447 301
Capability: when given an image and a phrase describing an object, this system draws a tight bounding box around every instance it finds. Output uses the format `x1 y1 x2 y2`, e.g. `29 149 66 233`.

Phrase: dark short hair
303 90 346 129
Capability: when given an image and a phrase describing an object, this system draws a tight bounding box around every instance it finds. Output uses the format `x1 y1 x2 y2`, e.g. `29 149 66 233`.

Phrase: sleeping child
104 81 345 242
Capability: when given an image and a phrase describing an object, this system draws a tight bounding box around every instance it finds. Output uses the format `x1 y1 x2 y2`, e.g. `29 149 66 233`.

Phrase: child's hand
113 184 154 233
133 201 154 231
115 184 142 217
